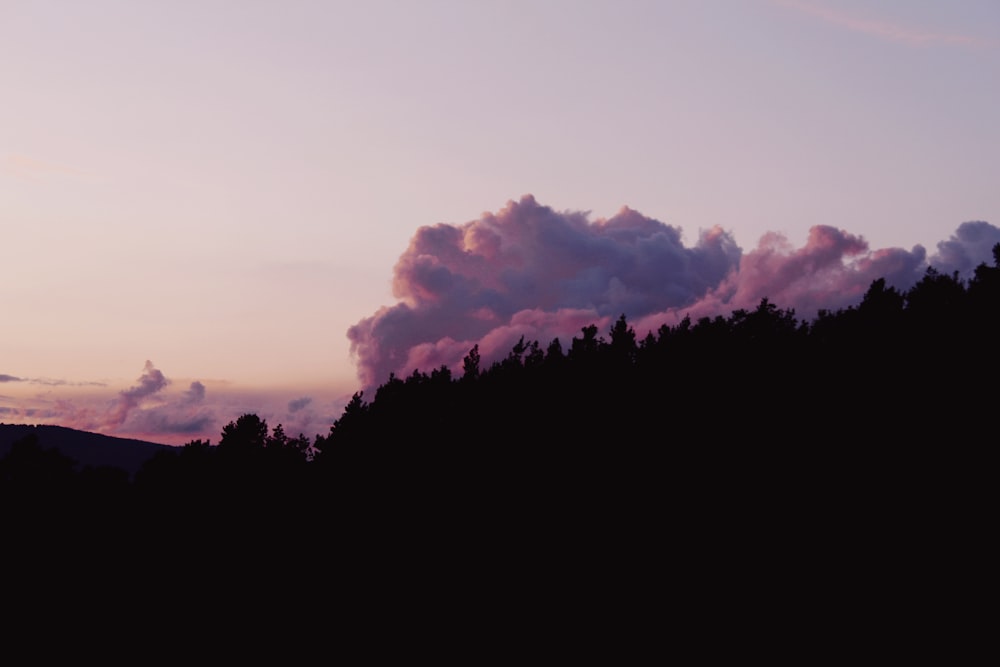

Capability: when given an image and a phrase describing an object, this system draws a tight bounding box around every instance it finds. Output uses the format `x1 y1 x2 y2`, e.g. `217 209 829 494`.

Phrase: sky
2 1 999 444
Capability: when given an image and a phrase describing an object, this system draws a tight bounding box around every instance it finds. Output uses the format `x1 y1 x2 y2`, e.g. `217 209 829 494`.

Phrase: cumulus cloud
100 379 216 436
929 221 1000 276
633 225 929 332
349 194 999 389
104 360 169 428
181 381 207 405
2 363 344 446
349 195 741 387
16 362 217 441
107 368 216 437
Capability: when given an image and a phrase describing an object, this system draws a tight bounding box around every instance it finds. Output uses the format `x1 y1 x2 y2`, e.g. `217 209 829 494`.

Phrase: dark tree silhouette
219 413 269 452
8 253 1000 608
462 345 481 380
608 313 637 364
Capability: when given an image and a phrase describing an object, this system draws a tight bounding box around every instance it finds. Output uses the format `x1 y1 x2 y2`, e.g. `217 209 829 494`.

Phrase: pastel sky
3 1 998 444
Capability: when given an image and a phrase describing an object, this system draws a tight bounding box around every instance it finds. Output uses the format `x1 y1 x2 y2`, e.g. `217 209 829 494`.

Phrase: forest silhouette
6 246 998 505
4 246 997 616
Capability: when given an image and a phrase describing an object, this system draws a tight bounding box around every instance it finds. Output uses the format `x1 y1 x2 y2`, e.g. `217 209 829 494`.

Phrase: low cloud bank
0 361 343 447
350 195 1000 389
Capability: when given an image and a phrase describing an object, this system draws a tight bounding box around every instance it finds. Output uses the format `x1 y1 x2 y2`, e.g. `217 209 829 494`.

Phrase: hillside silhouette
4 245 996 622
6 245 998 505
0 424 171 476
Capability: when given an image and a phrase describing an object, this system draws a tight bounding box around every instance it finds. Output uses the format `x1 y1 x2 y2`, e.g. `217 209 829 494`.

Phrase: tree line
4 244 998 540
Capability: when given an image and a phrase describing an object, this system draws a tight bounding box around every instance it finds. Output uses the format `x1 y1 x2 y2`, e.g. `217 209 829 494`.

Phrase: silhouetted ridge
3 247 997 585
320 245 1000 453
0 424 170 476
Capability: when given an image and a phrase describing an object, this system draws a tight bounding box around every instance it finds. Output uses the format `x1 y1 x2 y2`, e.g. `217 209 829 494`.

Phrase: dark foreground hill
4 251 998 645
0 424 170 476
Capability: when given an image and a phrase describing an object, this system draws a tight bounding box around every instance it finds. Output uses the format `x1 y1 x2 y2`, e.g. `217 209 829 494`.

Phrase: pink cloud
103 360 169 428
0 362 214 444
1 370 345 447
634 226 928 333
351 195 999 388
348 195 741 387
773 0 995 49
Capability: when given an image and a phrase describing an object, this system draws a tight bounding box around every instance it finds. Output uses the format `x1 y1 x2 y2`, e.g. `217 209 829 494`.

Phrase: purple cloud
349 195 741 387
104 360 169 428
930 221 1000 276
349 195 998 388
288 396 313 413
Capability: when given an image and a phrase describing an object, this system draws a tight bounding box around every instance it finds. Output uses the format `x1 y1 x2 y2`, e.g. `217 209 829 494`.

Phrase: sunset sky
3 1 999 444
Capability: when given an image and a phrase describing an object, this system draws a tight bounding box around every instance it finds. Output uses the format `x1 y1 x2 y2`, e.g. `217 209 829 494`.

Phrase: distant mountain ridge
0 424 172 476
